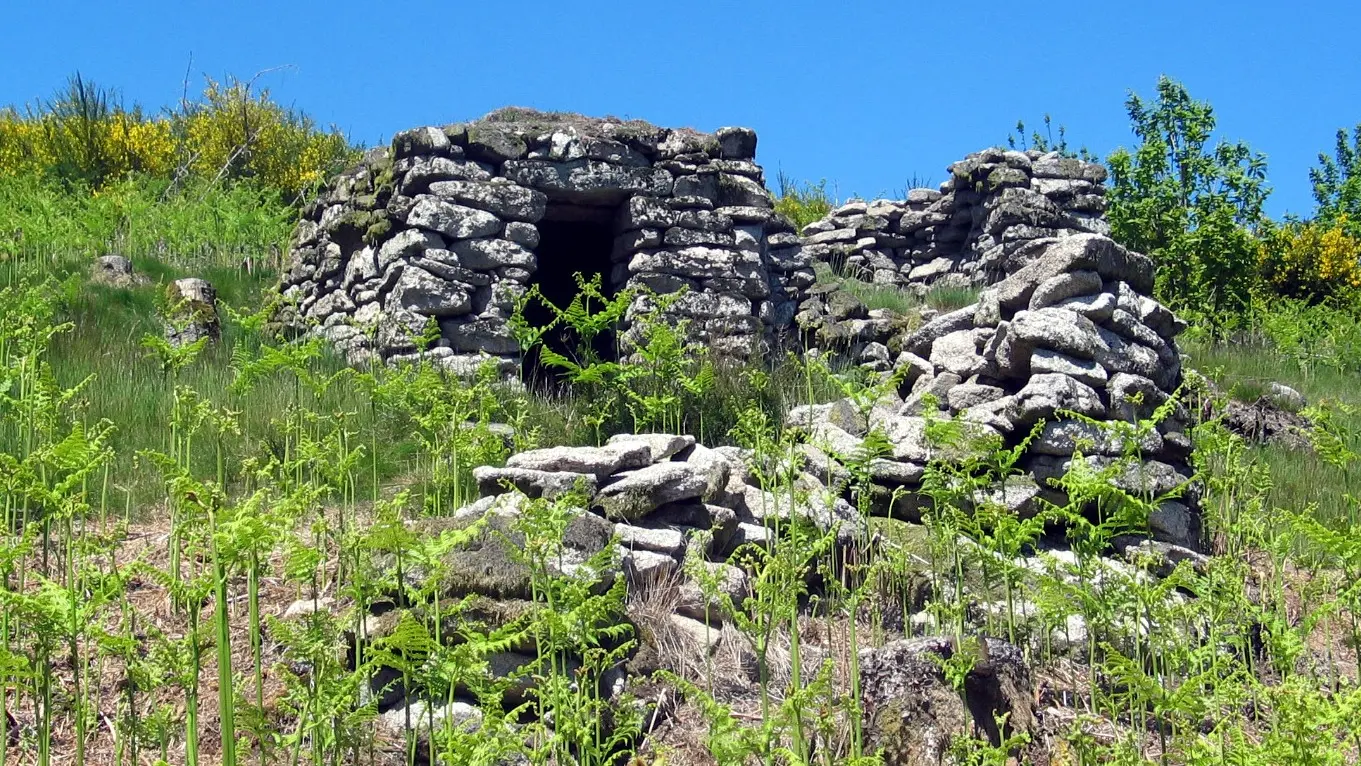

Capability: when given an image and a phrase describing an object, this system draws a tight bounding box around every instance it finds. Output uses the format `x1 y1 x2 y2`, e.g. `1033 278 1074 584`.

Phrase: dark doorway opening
523 205 620 386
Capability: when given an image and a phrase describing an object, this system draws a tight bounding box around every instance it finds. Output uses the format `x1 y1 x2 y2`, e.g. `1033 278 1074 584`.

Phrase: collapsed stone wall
792 232 1197 548
279 108 810 370
355 231 1200 749
800 148 1110 290
359 230 1198 746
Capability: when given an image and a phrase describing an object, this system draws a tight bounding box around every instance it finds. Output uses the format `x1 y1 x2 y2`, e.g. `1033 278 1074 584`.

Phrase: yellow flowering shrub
1258 216 1361 300
0 110 52 175
0 77 354 199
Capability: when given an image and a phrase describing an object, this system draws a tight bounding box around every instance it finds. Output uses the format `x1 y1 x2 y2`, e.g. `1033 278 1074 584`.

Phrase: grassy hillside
3 74 1361 766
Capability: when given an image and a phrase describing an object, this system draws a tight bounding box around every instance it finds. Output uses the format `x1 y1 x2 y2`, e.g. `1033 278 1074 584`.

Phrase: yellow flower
1258 216 1361 300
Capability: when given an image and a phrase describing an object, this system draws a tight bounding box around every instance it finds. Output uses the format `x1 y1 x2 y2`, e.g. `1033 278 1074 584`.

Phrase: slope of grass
1184 337 1361 526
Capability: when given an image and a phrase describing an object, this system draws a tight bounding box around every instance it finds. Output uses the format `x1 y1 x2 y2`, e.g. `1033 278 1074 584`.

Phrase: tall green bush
1311 123 1361 236
1106 76 1269 332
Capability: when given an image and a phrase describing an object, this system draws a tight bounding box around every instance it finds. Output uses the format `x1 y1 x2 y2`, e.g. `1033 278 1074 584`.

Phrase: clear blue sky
3 1 1356 218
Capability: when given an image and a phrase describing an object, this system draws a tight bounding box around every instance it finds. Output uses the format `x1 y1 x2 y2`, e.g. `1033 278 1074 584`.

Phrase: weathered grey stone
473 466 597 499
1014 373 1106 424
503 221 540 247
1149 500 1197 548
901 371 962 416
596 462 710 520
1029 348 1108 388
1029 269 1102 309
92 255 142 287
377 228 444 268
502 159 673 203
1010 307 1106 361
506 443 651 477
165 278 220 347
407 197 502 240
401 156 493 193
860 636 1036 766
947 380 1006 410
449 238 536 271
390 265 471 316
871 413 933 463
674 443 733 503
428 180 547 222
391 126 452 160
930 330 986 378
1056 291 1117 323
902 306 978 356
614 523 687 557
1031 419 1161 457
606 433 696 463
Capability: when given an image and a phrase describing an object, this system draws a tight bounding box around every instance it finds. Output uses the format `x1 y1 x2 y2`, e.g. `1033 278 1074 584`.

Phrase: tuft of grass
813 261 921 315
773 170 834 233
922 285 980 312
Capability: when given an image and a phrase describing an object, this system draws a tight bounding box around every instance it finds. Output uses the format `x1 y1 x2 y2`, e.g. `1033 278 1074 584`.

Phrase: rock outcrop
801 149 1109 291
279 108 809 370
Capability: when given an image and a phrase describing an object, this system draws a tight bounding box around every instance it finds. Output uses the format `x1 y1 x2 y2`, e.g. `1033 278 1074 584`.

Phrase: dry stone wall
790 232 1198 548
801 148 1110 291
279 109 809 370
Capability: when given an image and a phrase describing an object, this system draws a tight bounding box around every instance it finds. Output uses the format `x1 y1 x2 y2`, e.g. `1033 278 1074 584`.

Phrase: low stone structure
800 149 1110 290
789 232 1197 548
279 108 810 371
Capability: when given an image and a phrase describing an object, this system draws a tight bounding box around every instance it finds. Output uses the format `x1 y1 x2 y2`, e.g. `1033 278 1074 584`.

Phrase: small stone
614 523 687 556
606 433 696 463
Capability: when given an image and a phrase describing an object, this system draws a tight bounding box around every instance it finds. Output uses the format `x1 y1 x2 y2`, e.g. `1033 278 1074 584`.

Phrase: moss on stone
363 216 392 245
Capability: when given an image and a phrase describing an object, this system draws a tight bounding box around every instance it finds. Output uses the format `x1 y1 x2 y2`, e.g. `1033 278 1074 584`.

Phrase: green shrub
1107 76 1268 333
773 170 833 233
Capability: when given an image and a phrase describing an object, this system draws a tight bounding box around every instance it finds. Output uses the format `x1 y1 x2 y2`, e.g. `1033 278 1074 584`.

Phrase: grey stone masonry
279 108 806 370
798 149 1110 292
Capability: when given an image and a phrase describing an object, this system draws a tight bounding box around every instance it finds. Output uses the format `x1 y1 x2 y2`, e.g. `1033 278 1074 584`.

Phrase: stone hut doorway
281 111 794 375
522 199 626 383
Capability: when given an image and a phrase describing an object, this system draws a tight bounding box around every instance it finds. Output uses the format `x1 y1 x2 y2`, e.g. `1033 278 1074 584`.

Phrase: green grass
812 262 982 317
922 284 981 313
0 174 294 279
1185 337 1361 527
21 271 401 503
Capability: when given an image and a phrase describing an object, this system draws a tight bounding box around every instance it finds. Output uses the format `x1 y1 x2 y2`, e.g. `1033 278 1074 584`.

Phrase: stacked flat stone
279 108 807 369
790 233 1199 549
469 432 860 608
357 431 860 723
800 149 1110 290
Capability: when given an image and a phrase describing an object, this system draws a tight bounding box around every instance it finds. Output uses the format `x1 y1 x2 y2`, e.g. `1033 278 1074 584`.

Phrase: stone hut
280 108 811 372
800 148 1110 291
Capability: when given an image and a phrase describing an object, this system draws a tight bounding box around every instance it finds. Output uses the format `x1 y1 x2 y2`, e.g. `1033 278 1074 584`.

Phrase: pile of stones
277 108 811 370
790 232 1197 548
800 149 1110 290
359 431 861 737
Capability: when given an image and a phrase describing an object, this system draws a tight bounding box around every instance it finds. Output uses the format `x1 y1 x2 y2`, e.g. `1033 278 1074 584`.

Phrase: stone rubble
317 140 1202 756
